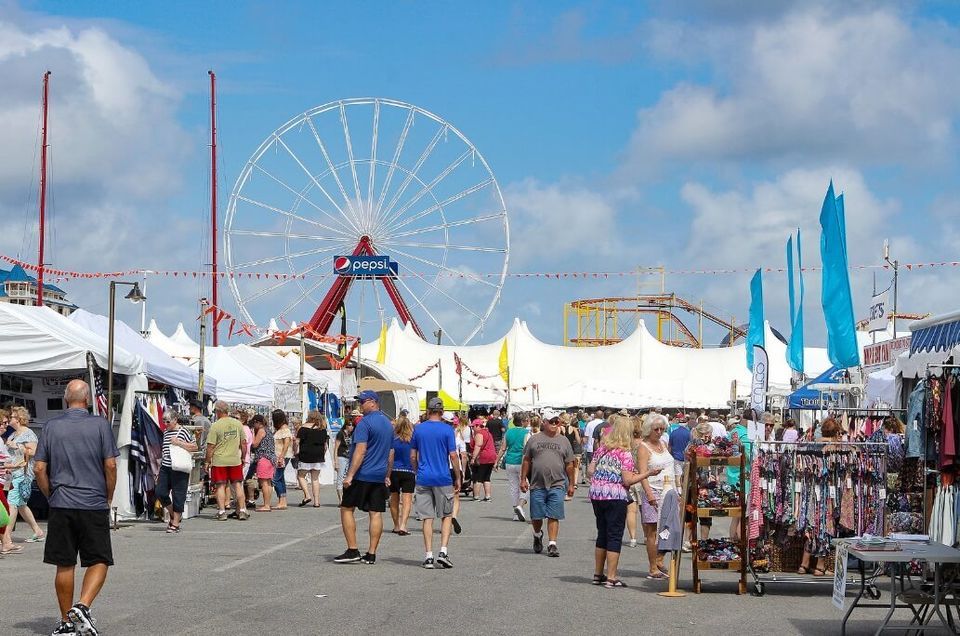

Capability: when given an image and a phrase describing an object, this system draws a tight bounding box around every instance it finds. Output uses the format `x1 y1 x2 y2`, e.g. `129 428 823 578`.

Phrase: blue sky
3 1 960 355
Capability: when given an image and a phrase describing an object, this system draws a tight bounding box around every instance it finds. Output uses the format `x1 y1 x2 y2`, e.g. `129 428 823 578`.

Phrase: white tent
146 319 199 362
360 317 840 409
69 310 214 394
0 304 146 521
189 346 275 406
0 304 141 375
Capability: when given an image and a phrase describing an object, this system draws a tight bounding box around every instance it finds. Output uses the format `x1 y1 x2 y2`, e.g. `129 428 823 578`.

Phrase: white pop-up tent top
69 310 214 394
145 320 200 362
0 303 147 520
360 317 837 410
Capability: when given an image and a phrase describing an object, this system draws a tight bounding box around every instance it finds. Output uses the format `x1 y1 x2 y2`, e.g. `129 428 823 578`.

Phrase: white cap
441 411 455 422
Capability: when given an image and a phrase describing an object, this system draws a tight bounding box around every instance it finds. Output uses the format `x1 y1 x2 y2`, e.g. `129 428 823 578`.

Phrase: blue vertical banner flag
746 269 765 370
786 230 805 373
819 181 861 368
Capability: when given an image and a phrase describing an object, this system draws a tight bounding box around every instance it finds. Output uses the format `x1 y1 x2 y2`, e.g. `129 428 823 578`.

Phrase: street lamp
107 281 146 419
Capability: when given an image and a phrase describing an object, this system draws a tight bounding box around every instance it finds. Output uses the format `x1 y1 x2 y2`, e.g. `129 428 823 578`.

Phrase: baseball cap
189 399 204 411
427 397 444 410
357 390 379 404
441 411 455 422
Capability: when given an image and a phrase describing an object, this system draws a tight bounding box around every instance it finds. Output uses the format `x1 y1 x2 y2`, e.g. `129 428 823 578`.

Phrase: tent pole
198 299 207 401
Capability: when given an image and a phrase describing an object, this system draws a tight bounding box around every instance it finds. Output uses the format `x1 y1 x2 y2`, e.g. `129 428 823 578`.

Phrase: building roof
0 265 67 295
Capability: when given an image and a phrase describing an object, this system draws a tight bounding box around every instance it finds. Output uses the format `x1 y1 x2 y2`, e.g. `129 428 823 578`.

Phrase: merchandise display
697 538 741 562
698 480 741 509
690 437 741 458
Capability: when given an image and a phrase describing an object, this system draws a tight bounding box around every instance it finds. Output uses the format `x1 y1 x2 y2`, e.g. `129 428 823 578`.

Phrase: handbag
170 443 194 474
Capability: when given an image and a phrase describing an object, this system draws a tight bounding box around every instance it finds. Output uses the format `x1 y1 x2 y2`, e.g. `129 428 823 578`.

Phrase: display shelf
693 456 744 467
696 559 742 571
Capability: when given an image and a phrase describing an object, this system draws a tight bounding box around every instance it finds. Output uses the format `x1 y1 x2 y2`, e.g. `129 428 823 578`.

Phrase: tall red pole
37 71 51 307
209 70 218 345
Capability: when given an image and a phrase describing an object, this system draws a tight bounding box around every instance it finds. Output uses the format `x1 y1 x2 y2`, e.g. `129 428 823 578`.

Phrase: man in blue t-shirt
411 397 461 569
334 390 395 566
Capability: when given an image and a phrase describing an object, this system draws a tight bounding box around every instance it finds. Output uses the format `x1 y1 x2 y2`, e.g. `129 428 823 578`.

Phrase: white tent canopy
0 304 141 375
146 319 200 362
188 346 274 406
69 310 213 394
360 317 840 409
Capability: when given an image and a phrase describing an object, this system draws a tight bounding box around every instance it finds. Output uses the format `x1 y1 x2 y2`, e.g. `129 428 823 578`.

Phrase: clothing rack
747 440 887 597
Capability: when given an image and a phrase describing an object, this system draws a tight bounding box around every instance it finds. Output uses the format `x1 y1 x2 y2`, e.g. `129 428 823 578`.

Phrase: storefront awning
909 310 960 354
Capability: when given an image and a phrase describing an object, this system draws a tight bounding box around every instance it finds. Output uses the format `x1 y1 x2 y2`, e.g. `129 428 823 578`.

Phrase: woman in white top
637 412 675 579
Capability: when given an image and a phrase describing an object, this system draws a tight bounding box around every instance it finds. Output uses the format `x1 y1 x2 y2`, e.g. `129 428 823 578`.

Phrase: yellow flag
498 338 509 384
376 322 388 364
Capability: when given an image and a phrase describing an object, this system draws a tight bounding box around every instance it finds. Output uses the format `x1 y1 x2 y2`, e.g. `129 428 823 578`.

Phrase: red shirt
474 426 497 464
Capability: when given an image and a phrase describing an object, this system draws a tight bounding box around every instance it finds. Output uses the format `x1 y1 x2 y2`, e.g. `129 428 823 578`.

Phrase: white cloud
504 178 625 267
624 7 960 176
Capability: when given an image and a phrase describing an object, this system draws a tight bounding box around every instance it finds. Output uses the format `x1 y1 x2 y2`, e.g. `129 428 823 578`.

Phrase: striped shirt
161 427 194 468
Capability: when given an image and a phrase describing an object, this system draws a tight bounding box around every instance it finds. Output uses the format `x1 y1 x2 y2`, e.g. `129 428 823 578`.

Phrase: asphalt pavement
0 473 932 635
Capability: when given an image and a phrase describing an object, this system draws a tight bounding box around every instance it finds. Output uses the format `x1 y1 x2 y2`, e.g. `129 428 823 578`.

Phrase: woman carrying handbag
158 412 199 533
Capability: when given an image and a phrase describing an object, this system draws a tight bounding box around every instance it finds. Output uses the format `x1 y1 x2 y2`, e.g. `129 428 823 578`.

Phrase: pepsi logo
334 256 351 273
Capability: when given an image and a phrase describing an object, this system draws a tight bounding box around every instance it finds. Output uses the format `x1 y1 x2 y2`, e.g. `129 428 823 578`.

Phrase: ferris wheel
224 98 509 345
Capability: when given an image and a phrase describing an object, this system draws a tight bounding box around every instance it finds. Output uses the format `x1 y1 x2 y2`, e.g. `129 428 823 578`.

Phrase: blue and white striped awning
910 319 960 354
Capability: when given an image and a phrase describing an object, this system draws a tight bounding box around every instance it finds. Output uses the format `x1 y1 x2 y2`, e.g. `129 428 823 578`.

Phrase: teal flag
819 182 860 368
746 269 765 370
786 230 805 373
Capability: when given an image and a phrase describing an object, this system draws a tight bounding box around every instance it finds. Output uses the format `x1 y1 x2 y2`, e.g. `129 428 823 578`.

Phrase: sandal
25 534 45 543
797 566 809 575
813 568 826 577
1 545 24 555
592 574 608 585
605 579 628 588
166 524 180 534
298 499 312 508
646 572 668 580
255 507 272 512
397 530 410 536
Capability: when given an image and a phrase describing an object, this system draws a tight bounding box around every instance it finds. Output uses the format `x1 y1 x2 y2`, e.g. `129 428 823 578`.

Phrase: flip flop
397 530 410 536
298 499 312 508
646 572 668 580
255 507 272 512
1 545 24 555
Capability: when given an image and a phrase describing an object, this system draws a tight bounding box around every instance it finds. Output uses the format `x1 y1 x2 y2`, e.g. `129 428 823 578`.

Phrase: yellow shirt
208 417 245 467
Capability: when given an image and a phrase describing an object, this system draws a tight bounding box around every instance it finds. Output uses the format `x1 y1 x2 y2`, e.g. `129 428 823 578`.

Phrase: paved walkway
0 473 916 634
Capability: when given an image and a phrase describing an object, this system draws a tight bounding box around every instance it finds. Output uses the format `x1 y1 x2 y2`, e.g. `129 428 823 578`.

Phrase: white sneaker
628 539 638 549
682 541 692 553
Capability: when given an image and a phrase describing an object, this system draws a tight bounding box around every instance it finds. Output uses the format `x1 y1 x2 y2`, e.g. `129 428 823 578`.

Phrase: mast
209 70 219 345
37 71 51 307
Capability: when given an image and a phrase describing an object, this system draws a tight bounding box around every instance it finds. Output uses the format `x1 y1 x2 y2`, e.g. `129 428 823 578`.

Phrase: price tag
879 488 886 498
846 477 853 489
771 479 777 491
816 488 822 502
794 481 802 493
829 486 837 500
760 478 768 490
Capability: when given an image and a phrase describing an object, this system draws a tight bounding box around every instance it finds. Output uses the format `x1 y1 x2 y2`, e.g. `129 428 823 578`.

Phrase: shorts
583 451 593 466
44 508 113 568
414 485 455 519
530 487 566 521
341 479 388 513
472 463 494 483
390 471 415 494
640 487 664 524
9 475 33 507
628 484 643 505
256 457 275 480
210 464 243 484
297 462 325 471
674 461 688 484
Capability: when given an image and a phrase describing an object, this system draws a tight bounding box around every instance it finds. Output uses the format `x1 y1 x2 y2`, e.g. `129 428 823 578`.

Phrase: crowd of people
1 383 908 634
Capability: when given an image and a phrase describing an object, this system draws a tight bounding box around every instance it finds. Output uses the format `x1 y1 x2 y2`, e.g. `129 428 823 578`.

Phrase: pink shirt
589 445 635 501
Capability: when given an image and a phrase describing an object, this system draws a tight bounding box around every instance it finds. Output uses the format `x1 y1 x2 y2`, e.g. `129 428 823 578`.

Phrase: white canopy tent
145 319 200 363
69 309 214 394
0 304 147 521
188 346 275 406
360 318 839 409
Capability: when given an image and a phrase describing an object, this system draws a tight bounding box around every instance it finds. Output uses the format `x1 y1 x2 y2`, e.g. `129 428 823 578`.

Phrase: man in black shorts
34 379 119 636
334 391 395 565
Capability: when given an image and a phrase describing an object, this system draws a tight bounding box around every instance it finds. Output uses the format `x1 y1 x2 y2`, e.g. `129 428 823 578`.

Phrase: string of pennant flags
453 352 500 380
462 377 539 394
6 253 960 284
407 360 440 382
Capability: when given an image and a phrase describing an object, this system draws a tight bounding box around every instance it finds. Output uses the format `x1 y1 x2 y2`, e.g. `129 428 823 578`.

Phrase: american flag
94 369 110 419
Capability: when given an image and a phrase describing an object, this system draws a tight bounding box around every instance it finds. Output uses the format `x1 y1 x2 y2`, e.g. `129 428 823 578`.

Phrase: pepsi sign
333 255 399 278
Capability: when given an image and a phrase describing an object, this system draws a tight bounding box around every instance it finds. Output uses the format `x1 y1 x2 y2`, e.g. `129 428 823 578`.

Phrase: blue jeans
273 459 288 497
156 466 189 514
530 487 566 521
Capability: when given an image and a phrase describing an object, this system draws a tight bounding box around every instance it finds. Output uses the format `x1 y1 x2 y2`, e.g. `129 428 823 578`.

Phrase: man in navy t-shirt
334 390 394 565
411 397 461 569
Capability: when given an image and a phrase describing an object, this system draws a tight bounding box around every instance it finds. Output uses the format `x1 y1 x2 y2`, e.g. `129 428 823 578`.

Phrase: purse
170 443 194 474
